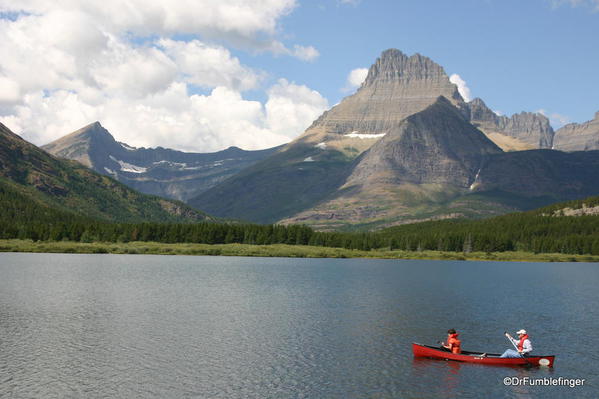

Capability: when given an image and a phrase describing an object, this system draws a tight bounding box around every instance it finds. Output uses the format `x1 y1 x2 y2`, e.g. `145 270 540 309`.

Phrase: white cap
516 329 527 335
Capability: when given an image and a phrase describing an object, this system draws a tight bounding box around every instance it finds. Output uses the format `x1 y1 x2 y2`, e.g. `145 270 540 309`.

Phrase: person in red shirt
441 328 462 354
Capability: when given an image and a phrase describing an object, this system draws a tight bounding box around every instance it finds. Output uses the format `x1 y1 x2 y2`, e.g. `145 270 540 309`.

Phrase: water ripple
1 254 598 398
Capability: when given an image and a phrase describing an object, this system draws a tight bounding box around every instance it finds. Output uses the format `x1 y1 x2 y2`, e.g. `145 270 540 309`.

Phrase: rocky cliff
311 49 463 135
465 98 554 150
297 49 465 157
553 111 599 151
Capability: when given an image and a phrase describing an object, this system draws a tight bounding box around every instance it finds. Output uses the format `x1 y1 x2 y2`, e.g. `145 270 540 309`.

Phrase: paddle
505 332 520 352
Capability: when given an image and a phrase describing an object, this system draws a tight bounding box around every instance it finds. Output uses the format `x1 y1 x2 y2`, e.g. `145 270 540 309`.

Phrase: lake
1 253 597 398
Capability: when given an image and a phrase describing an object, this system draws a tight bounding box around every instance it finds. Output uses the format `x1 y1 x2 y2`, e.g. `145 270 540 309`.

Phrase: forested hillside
3 188 599 256
0 123 211 223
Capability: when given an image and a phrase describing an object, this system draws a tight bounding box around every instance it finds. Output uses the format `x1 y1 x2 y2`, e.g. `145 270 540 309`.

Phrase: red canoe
413 343 555 367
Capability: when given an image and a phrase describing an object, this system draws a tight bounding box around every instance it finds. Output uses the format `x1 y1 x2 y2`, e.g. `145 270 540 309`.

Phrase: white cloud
265 79 329 139
1 79 329 152
344 68 368 91
0 76 20 104
537 109 571 128
0 0 298 38
449 73 472 102
0 0 326 152
263 41 320 61
291 45 320 62
92 44 178 99
158 39 263 91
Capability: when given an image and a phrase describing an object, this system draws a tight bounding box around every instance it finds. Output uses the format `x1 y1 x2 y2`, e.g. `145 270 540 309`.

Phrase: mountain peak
76 121 110 137
416 95 466 120
42 121 117 167
469 97 487 107
304 48 464 147
344 95 502 189
363 49 448 87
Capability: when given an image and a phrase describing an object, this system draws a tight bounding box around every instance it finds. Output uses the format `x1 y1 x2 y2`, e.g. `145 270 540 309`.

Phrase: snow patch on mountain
109 155 147 173
344 131 386 139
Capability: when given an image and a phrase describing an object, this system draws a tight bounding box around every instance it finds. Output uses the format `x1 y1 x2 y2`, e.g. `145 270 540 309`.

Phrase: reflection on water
0 253 597 398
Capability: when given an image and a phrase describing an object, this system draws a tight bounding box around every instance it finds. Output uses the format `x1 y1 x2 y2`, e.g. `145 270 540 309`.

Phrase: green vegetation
3 164 599 262
0 123 210 223
2 240 598 262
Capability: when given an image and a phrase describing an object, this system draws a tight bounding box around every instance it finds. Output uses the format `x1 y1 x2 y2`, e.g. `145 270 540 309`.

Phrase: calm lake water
0 253 598 398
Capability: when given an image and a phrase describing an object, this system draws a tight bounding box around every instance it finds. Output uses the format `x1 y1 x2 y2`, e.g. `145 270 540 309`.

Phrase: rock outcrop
553 111 599 151
311 49 464 135
43 122 280 201
465 98 554 150
297 49 465 158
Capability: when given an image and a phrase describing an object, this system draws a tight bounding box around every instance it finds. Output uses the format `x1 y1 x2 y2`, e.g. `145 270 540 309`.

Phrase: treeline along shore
3 182 599 259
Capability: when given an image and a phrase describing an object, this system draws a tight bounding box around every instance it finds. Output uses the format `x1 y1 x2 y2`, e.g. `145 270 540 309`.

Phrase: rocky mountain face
176 48 599 230
282 101 599 230
553 111 599 151
311 49 464 136
299 49 465 158
0 123 211 223
281 98 508 229
43 122 280 201
465 98 554 150
191 49 469 223
346 97 502 188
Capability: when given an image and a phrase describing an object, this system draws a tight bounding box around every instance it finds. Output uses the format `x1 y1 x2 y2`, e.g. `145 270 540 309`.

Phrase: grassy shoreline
1 239 598 262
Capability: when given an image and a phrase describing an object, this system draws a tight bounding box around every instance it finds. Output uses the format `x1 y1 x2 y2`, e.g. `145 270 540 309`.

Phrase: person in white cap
500 329 532 358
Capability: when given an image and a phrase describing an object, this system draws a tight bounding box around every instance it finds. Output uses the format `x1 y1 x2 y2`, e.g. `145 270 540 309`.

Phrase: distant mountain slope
283 100 599 230
553 111 599 151
42 122 281 201
0 123 211 223
282 97 506 229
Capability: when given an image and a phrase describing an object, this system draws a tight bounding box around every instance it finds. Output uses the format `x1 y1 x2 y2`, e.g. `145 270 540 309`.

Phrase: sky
0 0 598 152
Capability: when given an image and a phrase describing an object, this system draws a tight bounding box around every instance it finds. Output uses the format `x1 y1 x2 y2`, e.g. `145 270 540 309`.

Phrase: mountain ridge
190 49 471 223
192 48 599 230
465 97 554 150
553 110 599 151
43 122 281 201
1 122 211 223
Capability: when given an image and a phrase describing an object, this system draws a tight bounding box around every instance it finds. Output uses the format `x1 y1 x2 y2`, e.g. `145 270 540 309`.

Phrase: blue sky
0 0 597 151
250 0 599 123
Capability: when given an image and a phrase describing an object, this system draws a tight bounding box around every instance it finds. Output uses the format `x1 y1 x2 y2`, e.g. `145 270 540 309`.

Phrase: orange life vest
447 333 461 354
518 334 529 352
